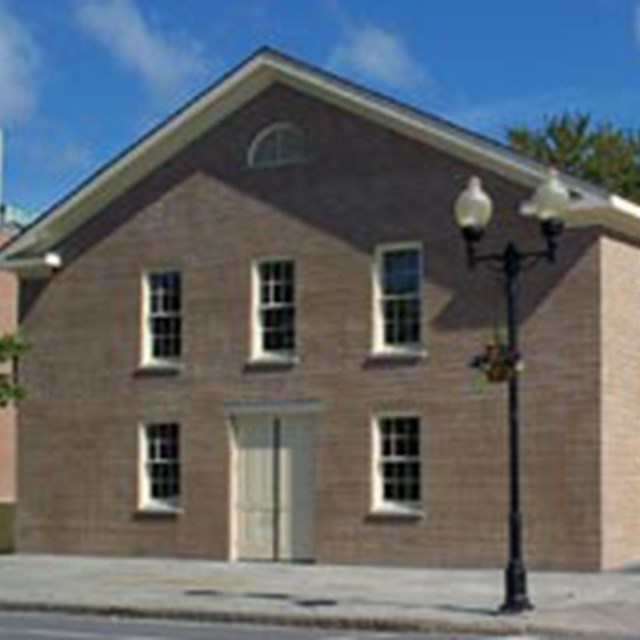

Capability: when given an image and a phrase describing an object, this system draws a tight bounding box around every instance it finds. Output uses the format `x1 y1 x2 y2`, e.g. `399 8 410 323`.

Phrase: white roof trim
563 194 640 237
2 48 638 264
0 251 61 277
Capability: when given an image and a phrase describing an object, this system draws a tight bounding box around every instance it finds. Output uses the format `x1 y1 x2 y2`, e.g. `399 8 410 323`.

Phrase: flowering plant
469 342 523 384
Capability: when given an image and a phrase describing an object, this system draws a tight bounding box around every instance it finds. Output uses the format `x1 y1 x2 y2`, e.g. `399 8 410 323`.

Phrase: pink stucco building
0 220 19 549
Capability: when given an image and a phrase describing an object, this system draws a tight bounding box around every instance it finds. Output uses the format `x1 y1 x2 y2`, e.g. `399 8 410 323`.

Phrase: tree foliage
0 334 28 408
507 113 640 203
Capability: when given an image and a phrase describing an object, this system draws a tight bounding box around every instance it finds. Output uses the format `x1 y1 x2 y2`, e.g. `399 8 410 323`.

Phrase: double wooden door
234 414 314 561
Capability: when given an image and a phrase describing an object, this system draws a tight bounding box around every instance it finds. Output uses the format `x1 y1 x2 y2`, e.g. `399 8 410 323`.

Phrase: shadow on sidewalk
185 589 340 609
434 604 499 617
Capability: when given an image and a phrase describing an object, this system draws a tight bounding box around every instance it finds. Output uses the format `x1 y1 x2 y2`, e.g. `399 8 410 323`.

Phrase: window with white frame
248 122 306 169
374 245 422 352
375 415 421 511
140 423 180 509
144 270 182 363
254 259 296 359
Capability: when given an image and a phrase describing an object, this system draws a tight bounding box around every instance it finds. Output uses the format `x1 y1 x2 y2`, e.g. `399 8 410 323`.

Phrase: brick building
2 49 640 570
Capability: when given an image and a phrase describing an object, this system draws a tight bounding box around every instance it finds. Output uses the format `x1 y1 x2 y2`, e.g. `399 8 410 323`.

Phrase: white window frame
141 269 182 367
247 122 306 169
372 243 424 355
371 413 422 514
138 422 181 512
251 257 297 363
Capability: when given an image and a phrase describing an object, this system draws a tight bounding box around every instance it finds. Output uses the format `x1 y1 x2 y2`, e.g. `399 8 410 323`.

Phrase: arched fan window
247 122 306 169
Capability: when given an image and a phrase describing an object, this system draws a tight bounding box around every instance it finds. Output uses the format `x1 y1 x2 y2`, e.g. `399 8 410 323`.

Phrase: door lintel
224 398 324 419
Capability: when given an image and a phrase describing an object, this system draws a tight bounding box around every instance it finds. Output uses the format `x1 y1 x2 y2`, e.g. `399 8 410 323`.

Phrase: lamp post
453 170 570 614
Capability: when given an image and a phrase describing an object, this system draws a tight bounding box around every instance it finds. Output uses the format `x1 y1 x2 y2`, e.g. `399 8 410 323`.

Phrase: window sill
244 354 299 372
134 506 182 518
367 507 424 522
134 361 183 377
371 347 427 359
366 348 427 367
247 157 310 171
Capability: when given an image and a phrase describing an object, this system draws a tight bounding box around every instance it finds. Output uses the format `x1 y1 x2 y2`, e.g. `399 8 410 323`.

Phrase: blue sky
1 0 640 216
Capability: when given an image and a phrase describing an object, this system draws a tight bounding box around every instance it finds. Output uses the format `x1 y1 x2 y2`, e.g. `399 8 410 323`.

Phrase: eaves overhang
0 252 62 278
563 194 640 238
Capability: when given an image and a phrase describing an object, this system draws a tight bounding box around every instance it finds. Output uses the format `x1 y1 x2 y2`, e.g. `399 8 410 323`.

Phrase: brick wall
17 84 606 569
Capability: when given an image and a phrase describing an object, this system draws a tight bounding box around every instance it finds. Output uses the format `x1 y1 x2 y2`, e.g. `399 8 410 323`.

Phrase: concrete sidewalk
0 555 638 637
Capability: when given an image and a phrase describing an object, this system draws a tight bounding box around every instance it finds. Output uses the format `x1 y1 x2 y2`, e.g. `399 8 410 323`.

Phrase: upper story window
373 244 423 354
140 422 181 511
143 270 182 365
252 259 296 361
247 122 306 169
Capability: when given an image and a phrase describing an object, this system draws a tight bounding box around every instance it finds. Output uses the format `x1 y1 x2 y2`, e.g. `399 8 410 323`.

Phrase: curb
0 600 630 638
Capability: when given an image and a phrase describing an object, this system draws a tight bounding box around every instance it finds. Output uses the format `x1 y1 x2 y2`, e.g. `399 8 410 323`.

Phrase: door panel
279 417 314 561
235 417 275 560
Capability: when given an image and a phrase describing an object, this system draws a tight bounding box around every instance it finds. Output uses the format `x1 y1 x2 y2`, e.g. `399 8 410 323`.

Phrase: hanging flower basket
469 343 523 384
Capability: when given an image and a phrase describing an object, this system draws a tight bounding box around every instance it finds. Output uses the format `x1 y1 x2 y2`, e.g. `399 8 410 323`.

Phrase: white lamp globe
454 176 493 230
531 169 570 221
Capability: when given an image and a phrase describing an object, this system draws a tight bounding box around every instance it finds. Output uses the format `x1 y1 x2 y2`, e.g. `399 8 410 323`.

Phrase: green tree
507 113 640 203
0 334 28 407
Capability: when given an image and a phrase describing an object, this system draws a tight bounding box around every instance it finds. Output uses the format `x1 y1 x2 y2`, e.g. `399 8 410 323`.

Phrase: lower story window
141 423 180 510
375 415 421 511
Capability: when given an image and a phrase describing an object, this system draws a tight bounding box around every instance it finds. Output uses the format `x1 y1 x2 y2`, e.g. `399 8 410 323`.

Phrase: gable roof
3 47 640 273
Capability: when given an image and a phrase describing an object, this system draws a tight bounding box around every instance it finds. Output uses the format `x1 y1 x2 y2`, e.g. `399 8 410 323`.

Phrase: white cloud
329 24 426 90
0 2 39 122
75 0 208 102
23 138 91 177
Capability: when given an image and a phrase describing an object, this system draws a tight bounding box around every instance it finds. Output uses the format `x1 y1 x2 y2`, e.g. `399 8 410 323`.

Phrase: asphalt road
0 613 457 639
0 612 635 640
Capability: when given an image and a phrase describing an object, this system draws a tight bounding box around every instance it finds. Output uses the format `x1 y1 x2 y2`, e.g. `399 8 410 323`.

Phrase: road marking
0 625 175 640
321 636 398 640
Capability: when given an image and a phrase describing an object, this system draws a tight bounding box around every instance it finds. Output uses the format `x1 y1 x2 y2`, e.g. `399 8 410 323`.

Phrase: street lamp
454 169 570 614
